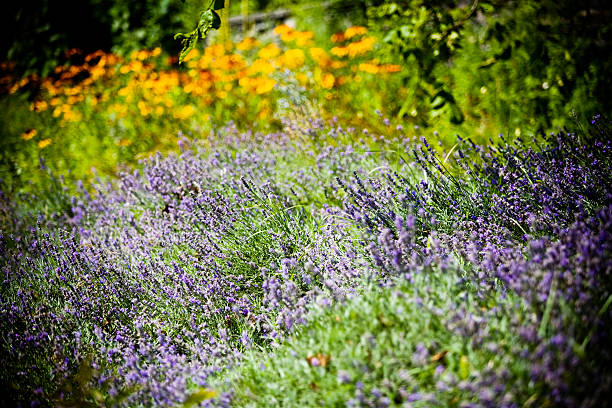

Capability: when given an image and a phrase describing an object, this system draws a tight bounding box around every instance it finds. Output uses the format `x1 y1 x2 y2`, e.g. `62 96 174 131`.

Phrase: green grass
205 269 537 407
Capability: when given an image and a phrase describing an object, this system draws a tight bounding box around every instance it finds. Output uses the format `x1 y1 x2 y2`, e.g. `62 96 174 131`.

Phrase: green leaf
431 95 446 110
459 355 470 379
176 31 197 64
183 388 218 407
175 6 224 64
431 89 455 110
199 9 214 29
399 25 413 39
480 2 494 13
210 9 221 29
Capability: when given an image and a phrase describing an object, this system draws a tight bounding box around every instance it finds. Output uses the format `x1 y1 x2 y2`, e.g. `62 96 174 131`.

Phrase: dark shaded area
0 1 112 76
0 0 185 77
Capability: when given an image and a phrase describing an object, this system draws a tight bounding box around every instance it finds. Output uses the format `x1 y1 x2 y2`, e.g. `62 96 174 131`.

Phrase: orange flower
358 62 380 74
237 37 260 51
257 44 281 60
174 105 195 120
21 129 37 141
295 31 314 47
279 49 305 69
182 48 200 63
296 72 309 85
331 32 345 43
330 46 348 58
138 100 152 116
309 48 332 68
254 77 276 94
320 73 335 89
204 44 226 58
37 138 52 149
136 50 150 61
247 59 275 75
344 26 368 39
273 24 293 36
346 37 375 57
381 64 402 73
31 100 49 112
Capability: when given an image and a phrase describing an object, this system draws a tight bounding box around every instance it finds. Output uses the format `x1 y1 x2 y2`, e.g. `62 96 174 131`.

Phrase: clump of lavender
336 116 612 406
0 116 380 406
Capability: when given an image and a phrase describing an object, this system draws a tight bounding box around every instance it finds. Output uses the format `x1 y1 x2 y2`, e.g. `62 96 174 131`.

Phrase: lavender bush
1 113 611 407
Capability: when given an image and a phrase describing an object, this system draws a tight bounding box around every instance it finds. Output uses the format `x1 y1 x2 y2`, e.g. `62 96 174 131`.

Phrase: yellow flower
320 73 335 89
118 139 132 146
21 129 37 141
279 49 305 69
295 31 314 47
151 47 162 57
257 44 281 60
138 100 152 116
254 77 276 94
62 108 82 122
130 60 144 73
31 100 49 112
257 107 272 119
247 59 275 75
296 72 309 85
344 26 368 39
136 50 149 61
239 76 254 92
330 32 345 43
205 44 226 59
49 97 62 107
309 48 332 68
183 82 197 95
8 77 29 94
236 37 259 51
38 138 52 149
65 85 83 96
273 24 293 36
281 31 298 42
174 105 195 120
330 46 349 58
358 62 380 74
67 95 83 105
346 37 375 57
211 55 235 70
109 103 128 116
381 64 401 73
118 86 132 97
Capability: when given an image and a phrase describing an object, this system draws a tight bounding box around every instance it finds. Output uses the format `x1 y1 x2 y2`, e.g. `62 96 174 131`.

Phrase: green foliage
212 272 536 406
326 0 612 131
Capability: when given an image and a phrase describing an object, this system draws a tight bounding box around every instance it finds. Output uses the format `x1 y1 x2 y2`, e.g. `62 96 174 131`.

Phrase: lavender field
1 112 612 406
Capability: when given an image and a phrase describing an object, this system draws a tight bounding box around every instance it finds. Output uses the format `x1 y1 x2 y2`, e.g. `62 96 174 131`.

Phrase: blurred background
1 0 610 195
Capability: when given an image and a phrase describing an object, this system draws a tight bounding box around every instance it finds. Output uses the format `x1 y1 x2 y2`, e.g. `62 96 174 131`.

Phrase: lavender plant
1 112 611 407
